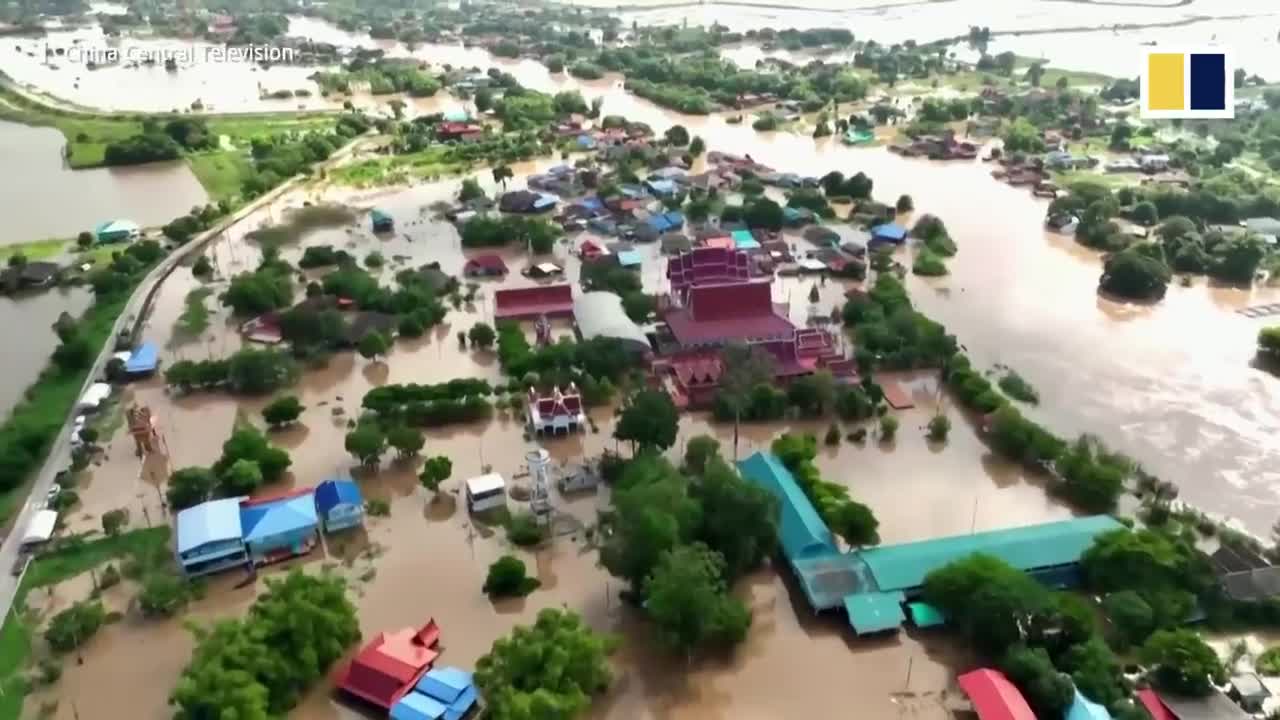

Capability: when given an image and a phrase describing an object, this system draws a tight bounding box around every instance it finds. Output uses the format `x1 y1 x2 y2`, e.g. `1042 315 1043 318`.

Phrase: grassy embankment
0 528 171 720
329 146 479 187
0 289 130 527
0 82 336 202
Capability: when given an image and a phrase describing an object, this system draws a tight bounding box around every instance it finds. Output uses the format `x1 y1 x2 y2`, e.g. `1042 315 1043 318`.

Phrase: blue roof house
391 692 448 720
415 667 479 720
240 491 319 565
315 478 364 534
870 223 908 245
175 498 248 577
124 342 159 377
644 178 679 197
442 109 470 123
731 229 761 250
616 249 643 269
1066 689 1112 720
371 209 394 233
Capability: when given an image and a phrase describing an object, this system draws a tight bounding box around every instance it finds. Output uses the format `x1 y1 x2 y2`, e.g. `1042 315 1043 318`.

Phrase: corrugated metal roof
573 292 649 352
907 601 946 627
844 590 905 634
958 669 1036 720
391 691 447 720
240 492 317 543
315 479 363 513
859 515 1123 592
176 498 244 553
737 452 836 562
125 342 158 373
415 666 472 703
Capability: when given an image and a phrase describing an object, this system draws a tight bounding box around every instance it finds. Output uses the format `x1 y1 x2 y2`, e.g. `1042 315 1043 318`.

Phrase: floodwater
0 120 209 243
0 287 92 418
25 167 1084 719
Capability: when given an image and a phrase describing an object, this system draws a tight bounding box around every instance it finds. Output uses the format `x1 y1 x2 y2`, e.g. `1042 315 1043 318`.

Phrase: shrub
365 497 391 516
98 564 121 590
506 512 546 547
483 555 541 598
101 508 129 536
880 415 899 440
45 601 106 652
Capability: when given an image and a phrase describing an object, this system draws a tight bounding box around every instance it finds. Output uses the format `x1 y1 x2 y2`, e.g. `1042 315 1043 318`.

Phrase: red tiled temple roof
529 384 583 418
957 669 1036 720
663 280 793 346
494 284 574 320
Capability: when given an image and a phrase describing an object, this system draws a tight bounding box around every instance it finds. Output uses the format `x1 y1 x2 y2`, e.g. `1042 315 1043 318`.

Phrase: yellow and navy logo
1141 49 1233 119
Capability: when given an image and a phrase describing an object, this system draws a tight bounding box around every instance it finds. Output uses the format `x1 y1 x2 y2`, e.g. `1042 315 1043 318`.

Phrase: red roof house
438 122 483 140
526 383 586 434
336 620 441 710
579 239 606 261
494 284 574 321
1138 690 1178 720
957 669 1036 720
463 254 508 277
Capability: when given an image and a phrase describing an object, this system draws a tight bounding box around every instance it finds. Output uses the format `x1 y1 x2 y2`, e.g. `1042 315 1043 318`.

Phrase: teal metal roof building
1066 689 1112 720
737 450 1120 636
859 515 1123 594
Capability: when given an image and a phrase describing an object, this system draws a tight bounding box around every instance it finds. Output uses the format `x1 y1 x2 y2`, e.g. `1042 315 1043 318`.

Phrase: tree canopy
474 608 616 720
644 543 751 657
614 389 679 452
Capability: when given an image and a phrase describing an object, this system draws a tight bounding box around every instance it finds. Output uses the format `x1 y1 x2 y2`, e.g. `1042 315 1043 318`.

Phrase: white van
465 473 507 513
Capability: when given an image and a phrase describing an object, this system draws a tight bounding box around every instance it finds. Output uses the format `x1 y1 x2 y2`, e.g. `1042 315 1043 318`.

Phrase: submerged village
0 1 1279 719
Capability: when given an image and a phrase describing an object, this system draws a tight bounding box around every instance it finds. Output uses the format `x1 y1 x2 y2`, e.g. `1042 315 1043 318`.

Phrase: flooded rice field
0 121 208 243
0 286 92 417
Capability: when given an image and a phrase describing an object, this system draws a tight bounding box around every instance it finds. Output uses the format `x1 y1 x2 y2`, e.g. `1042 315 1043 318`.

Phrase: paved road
0 138 367 620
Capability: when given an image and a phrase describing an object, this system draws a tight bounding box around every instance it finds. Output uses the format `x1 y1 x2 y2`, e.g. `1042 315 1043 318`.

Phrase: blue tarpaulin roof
240 493 317 544
176 498 244 554
871 223 907 242
125 342 158 373
1066 689 1112 720
315 479 362 513
533 194 558 209
844 591 906 635
663 211 684 228
391 691 447 720
578 196 605 212
617 249 643 267
731 229 760 249
647 215 674 233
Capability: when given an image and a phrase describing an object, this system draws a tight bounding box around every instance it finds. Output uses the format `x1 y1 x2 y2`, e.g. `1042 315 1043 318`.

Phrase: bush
506 512 546 547
98 564 121 590
37 657 62 685
824 423 841 445
896 194 914 212
365 497 391 516
880 415 899 440
483 555 541 598
262 395 304 427
912 248 948 276
927 414 951 441
998 371 1040 404
45 601 106 652
101 508 129 536
137 571 191 617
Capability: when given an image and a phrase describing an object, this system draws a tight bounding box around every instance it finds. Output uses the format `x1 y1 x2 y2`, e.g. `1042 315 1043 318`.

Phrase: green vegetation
998 370 1040 405
174 287 213 339
0 528 170 719
165 347 299 395
1257 326 1280 362
171 570 360 718
186 151 255 203
614 389 679 453
262 395 304 428
475 608 616 719
773 434 879 547
483 555 540 598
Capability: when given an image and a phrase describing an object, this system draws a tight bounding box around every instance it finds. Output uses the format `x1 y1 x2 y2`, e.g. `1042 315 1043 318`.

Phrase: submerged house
315 478 364 533
870 223 908 246
493 284 574 321
336 619 442 710
239 489 318 565
124 342 159 378
371 209 394 233
94 219 139 244
391 666 478 720
462 254 508 277
959 669 1036 720
499 190 557 214
175 498 249 577
526 384 585 435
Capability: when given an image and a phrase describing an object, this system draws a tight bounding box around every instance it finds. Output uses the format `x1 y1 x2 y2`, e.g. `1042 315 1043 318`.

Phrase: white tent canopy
78 382 112 410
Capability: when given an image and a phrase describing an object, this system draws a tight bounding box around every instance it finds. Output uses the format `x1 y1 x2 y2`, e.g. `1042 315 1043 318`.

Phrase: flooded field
0 287 92 417
0 120 208 243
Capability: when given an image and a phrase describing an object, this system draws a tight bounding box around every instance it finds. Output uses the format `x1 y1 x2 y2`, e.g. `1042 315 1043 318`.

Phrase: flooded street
0 120 208 243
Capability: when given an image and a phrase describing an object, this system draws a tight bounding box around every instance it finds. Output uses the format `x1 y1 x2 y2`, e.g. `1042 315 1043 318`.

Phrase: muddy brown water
0 121 209 244
0 286 92 417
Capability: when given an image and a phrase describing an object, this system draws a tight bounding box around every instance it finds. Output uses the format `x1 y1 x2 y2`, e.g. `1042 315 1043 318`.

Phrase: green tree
1060 636 1128 708
927 414 951 442
614 389 679 453
896 194 914 213
683 435 721 475
1260 326 1280 358
1141 629 1225 696
468 322 496 349
357 331 390 361
101 508 128 536
226 348 298 394
1024 63 1045 87
222 458 264 495
879 414 899 440
600 457 701 592
1080 528 1197 593
45 601 106 652
1131 201 1159 227
1099 247 1170 300
744 198 784 230
459 177 486 202
1001 645 1073 718
922 554 1052 657
483 555 540 598
77 230 93 248
138 571 192 617
718 344 776 459
213 426 291 483
492 165 514 189
664 124 690 146
644 543 751 658
386 425 424 459
419 455 452 496
824 497 878 546
689 136 706 156
166 466 217 510
262 395 304 428
692 459 778 580
1101 590 1155 649
171 620 272 720
475 609 615 720
345 424 387 465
